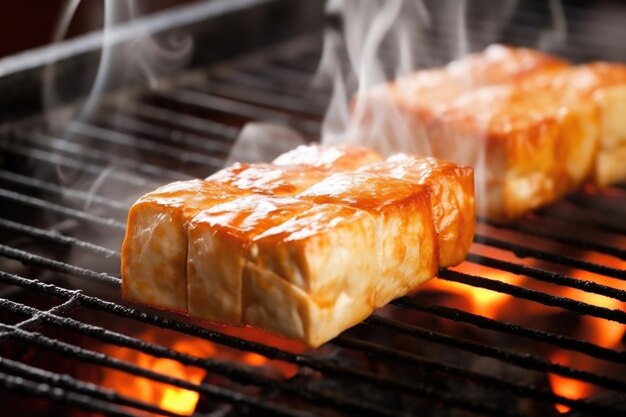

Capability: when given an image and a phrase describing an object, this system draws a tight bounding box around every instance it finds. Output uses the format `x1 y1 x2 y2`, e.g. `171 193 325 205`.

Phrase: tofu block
427 83 598 219
352 45 568 144
522 63 626 187
121 180 247 312
243 204 378 347
187 195 313 325
272 143 382 170
359 154 475 266
297 173 438 307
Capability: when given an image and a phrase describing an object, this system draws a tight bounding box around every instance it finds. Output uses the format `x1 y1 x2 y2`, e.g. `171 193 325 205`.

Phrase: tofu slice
243 204 378 347
522 63 626 187
427 83 597 219
121 180 247 312
297 173 438 307
358 154 475 267
187 195 313 325
272 143 382 170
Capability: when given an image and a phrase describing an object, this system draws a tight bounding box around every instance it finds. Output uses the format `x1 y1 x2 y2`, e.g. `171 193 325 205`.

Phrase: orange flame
546 250 626 413
97 329 298 415
422 263 523 318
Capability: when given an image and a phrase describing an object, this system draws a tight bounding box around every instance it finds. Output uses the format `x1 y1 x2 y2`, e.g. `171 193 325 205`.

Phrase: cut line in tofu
358 154 475 267
187 195 313 325
297 172 438 307
244 203 378 347
121 180 248 312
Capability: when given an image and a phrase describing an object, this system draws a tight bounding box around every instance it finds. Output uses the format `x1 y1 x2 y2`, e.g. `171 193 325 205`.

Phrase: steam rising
44 0 193 203
226 123 306 166
317 0 566 215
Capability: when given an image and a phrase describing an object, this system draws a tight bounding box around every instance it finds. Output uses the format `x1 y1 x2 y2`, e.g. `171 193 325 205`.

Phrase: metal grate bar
567 195 626 219
198 83 326 117
474 234 626 280
0 188 126 230
0 142 158 189
0 170 127 211
364 314 626 392
157 89 320 135
23 132 191 182
209 69 329 107
0 298 405 417
91 110 233 154
0 218 120 259
0 325 314 417
332 335 621 416
0 371 135 417
0 357 184 417
0 311 515 417
2 270 623 415
479 218 626 260
111 101 239 140
534 207 626 236
392 297 626 363
0 271 551 417
12 296 81 332
209 67 330 102
0 245 626 386
439 269 626 324
66 122 225 168
0 245 121 287
0 295 603 416
0 188 125 231
466 253 626 302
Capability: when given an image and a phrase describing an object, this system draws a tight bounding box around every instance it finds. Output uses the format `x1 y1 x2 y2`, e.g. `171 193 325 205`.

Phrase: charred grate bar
0 270 624 417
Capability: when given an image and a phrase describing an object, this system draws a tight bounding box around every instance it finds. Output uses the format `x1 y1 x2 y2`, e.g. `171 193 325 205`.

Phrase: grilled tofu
297 172 438 307
358 154 475 266
244 204 378 347
187 195 313 324
122 144 476 347
428 83 598 219
522 63 626 187
121 180 248 311
352 45 569 152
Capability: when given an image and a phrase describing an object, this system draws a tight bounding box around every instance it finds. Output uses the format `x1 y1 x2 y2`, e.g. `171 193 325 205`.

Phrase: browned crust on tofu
359 154 475 266
121 180 247 312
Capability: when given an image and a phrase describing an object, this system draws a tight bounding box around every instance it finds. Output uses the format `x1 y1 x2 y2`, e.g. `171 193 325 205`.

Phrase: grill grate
1 1 626 416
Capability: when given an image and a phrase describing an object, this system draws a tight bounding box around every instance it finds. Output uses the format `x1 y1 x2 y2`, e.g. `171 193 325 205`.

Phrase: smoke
316 0 567 216
226 123 307 166
43 0 194 205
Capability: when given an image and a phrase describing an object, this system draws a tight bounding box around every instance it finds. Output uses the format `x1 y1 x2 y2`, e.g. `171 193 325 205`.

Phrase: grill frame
1 1 626 416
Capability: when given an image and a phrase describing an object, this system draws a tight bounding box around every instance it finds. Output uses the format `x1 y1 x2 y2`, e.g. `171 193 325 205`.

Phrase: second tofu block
297 173 438 307
187 195 313 325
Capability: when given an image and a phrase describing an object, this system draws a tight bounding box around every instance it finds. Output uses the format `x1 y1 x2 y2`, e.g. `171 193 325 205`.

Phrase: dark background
0 0 199 59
